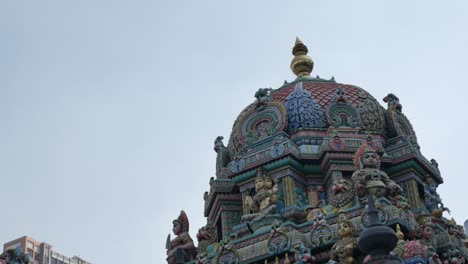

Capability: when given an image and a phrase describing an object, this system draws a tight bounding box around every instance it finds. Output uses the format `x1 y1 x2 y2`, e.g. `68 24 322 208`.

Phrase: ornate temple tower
166 38 468 264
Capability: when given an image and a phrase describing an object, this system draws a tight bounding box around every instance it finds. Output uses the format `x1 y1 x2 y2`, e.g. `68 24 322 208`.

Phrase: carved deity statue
241 167 279 223
196 224 217 254
417 216 443 264
447 218 467 250
442 248 466 264
214 136 230 176
383 93 402 112
424 176 450 217
166 210 196 264
330 177 355 210
352 144 402 203
392 223 433 263
254 87 273 109
329 214 357 264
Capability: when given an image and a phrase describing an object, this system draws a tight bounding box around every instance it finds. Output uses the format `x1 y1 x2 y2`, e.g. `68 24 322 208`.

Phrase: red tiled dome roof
227 77 386 157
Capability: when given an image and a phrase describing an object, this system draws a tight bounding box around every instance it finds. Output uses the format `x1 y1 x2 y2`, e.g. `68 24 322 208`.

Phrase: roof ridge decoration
235 102 287 146
356 89 385 131
290 37 314 78
284 81 327 132
326 87 361 128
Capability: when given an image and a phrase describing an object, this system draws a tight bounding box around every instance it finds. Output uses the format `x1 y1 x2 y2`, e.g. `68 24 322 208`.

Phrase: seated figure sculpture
329 213 358 264
241 167 279 225
424 176 450 217
352 144 402 203
166 210 196 264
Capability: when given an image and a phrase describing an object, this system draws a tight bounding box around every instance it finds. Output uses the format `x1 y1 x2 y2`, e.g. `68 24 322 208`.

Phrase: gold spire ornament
290 37 314 78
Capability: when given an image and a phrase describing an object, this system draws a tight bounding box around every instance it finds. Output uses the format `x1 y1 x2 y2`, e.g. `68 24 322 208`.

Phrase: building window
51 257 57 264
27 241 34 249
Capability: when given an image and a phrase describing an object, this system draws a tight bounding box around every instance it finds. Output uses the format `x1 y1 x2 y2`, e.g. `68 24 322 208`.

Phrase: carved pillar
282 176 296 207
241 191 250 215
221 211 241 238
307 185 319 207
405 179 423 209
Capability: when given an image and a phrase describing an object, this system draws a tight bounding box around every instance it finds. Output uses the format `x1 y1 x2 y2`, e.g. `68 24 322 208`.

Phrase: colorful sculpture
442 248 465 264
329 177 355 209
214 136 230 177
417 216 443 264
293 243 316 264
166 38 468 264
424 176 450 217
392 224 432 263
196 224 217 254
383 93 403 112
241 167 279 223
447 218 467 250
352 144 402 203
329 214 358 264
166 210 196 264
254 87 273 109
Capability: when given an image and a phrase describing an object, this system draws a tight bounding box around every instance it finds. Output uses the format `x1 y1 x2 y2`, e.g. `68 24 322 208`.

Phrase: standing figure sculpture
166 210 196 264
352 144 402 203
329 214 358 264
241 167 279 223
214 136 230 177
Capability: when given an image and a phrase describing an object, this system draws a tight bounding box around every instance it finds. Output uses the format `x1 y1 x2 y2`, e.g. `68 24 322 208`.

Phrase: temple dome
227 77 386 158
224 38 423 161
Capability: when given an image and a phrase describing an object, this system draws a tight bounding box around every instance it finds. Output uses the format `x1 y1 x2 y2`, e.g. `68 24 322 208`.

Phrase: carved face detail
213 136 224 153
332 178 351 194
362 151 378 168
214 144 220 152
173 221 182 236
330 178 355 208
427 183 437 194
337 221 354 238
197 226 214 242
264 178 273 189
421 226 433 239
255 177 266 191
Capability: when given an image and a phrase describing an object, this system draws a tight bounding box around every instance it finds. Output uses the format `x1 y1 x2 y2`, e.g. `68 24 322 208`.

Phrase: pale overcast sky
1 1 468 263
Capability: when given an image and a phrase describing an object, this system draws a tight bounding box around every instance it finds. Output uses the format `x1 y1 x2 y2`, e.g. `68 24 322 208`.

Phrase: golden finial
275 256 279 264
290 37 314 78
396 224 404 241
284 253 291 264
